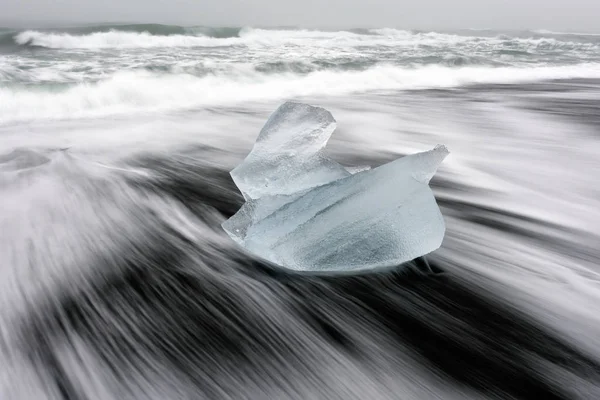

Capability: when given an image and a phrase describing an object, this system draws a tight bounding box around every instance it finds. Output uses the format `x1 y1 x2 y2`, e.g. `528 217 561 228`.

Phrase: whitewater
1 24 600 400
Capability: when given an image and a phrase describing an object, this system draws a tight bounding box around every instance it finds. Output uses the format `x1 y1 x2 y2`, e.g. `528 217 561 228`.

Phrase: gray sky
2 0 600 31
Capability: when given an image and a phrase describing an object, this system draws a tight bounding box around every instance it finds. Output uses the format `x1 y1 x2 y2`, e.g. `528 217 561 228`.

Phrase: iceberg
223 102 448 272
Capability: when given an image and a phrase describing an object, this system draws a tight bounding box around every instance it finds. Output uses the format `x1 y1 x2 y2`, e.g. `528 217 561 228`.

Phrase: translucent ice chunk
230 102 350 201
223 102 449 272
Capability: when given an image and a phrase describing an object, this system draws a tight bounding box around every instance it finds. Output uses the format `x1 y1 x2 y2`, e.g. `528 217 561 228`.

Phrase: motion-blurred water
1 25 600 399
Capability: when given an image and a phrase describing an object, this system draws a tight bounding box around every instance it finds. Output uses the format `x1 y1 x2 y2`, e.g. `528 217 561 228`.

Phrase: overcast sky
2 0 600 31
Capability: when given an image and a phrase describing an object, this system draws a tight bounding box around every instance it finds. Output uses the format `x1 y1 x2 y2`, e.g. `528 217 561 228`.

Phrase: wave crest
2 64 600 124
10 27 599 51
13 30 236 49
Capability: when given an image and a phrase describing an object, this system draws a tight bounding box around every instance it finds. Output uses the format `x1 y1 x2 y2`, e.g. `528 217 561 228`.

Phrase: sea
1 24 600 399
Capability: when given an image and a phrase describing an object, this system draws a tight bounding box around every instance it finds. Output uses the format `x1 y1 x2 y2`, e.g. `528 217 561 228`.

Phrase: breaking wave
4 26 599 50
9 27 394 49
13 30 242 49
2 63 600 123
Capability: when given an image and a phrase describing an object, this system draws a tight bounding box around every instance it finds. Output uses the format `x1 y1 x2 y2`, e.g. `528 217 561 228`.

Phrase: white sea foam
12 27 600 50
2 64 600 124
14 30 239 49
13 28 379 49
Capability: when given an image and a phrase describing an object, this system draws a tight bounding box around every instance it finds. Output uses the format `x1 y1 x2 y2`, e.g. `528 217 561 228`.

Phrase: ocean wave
0 57 495 85
11 27 383 49
12 30 240 49
2 63 600 124
1 25 247 51
8 26 598 51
